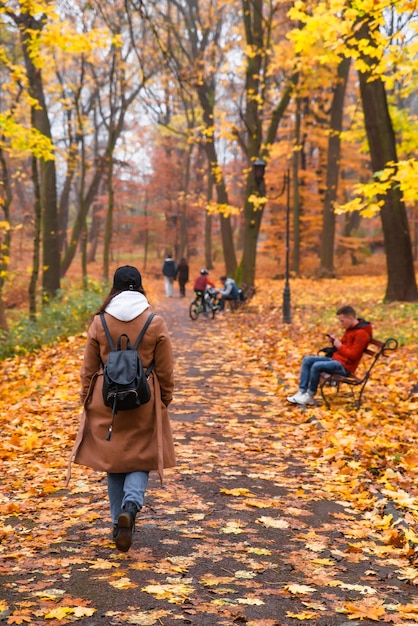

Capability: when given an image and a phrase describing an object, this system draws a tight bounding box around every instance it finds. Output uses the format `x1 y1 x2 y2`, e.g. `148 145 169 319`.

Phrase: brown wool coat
67 309 175 481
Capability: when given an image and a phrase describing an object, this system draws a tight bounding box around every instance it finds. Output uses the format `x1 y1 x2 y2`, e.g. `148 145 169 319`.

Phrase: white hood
105 291 150 322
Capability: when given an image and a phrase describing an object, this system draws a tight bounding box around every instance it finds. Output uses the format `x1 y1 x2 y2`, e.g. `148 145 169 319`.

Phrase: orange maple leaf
340 601 386 621
7 611 32 625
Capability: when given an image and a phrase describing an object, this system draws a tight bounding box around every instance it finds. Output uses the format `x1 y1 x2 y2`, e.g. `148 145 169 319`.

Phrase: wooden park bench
319 337 399 410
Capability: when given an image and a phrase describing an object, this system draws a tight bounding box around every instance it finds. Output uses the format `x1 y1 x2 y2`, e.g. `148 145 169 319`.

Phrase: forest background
0 0 417 341
0 2 418 622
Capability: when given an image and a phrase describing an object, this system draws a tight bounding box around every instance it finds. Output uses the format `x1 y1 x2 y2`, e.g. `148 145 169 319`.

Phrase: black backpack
100 312 155 440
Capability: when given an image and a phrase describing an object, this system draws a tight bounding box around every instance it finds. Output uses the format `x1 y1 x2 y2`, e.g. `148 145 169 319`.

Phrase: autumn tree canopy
0 0 417 323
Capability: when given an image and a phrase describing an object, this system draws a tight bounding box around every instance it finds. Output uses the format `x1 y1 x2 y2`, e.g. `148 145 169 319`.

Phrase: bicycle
189 288 220 320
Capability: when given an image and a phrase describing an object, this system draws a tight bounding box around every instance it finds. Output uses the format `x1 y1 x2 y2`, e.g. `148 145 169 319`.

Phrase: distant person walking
162 254 176 297
67 266 175 552
175 258 189 297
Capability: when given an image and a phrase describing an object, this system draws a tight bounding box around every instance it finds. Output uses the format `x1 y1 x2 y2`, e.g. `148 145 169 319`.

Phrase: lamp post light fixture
253 158 267 187
252 158 292 324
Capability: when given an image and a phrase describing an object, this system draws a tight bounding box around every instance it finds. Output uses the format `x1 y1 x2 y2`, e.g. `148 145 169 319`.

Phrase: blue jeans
299 356 349 394
107 471 149 525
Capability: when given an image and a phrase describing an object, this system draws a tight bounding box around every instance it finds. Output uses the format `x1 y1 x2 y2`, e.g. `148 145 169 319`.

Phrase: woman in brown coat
68 266 175 552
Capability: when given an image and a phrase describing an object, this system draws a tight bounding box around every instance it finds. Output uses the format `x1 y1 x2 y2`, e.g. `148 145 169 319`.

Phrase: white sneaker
287 391 316 406
287 391 307 404
301 392 316 406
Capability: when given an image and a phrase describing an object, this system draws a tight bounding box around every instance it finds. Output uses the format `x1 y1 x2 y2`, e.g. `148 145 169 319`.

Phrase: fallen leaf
256 516 290 529
285 584 317 595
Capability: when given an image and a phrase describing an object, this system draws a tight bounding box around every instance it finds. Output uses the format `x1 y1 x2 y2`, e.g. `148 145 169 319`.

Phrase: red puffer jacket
332 319 372 374
193 275 215 291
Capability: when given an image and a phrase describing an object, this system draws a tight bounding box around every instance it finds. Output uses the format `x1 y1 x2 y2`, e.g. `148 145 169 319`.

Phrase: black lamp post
282 169 291 324
252 158 292 324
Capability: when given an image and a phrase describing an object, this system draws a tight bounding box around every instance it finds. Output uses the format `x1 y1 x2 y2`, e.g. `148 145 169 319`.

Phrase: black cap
113 266 142 291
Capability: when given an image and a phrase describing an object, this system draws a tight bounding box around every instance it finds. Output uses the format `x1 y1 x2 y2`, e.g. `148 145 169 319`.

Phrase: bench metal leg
319 380 331 409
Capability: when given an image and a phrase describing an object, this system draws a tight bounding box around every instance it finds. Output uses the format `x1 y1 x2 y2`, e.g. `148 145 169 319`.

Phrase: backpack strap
133 313 156 350
100 313 116 351
134 313 156 377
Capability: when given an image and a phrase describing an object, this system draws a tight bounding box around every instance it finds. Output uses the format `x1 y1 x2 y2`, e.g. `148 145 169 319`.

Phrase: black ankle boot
115 502 138 552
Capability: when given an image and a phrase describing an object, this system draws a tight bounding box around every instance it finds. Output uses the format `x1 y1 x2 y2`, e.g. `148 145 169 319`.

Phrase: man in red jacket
287 305 372 406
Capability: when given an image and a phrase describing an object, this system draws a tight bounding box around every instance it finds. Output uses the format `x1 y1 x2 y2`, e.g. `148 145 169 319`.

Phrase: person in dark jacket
162 254 176 297
175 258 189 297
67 266 175 552
287 305 372 406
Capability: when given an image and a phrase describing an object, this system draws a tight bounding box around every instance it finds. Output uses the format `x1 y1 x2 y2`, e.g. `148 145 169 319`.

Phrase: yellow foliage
248 194 268 211
206 201 241 217
0 115 55 160
336 158 418 216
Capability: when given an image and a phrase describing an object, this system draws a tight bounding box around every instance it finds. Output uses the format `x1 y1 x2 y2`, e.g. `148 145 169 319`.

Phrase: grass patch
0 279 106 360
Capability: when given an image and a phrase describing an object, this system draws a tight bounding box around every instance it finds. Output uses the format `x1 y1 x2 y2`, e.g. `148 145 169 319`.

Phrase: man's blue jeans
219 295 239 311
299 356 349 395
107 471 149 524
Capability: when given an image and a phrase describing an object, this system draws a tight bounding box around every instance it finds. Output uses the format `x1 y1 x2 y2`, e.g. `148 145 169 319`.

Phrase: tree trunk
205 172 213 270
179 144 193 261
292 98 301 274
196 84 237 276
81 220 88 289
18 12 60 299
239 0 264 286
87 208 101 264
240 174 265 287
29 156 42 321
0 146 11 332
357 17 417 301
319 56 351 276
143 195 149 271
60 159 106 276
239 0 297 286
103 151 114 282
205 156 236 275
77 109 88 289
239 77 296 286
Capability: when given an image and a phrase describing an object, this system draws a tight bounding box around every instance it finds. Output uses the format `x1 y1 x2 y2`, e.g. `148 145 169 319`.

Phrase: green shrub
0 280 105 360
